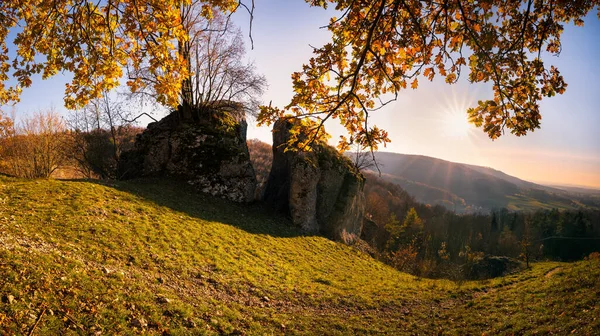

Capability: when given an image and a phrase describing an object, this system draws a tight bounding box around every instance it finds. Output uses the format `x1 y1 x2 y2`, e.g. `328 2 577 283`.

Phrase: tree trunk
179 39 194 121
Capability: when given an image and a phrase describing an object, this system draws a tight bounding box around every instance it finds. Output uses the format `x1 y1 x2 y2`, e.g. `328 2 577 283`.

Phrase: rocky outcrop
360 218 391 251
263 119 365 241
119 102 256 202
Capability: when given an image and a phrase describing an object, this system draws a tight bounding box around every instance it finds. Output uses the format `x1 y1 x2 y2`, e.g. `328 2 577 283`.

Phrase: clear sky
236 1 600 188
5 1 600 188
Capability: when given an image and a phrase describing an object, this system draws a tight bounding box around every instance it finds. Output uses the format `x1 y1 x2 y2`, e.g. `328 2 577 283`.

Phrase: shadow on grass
74 177 310 239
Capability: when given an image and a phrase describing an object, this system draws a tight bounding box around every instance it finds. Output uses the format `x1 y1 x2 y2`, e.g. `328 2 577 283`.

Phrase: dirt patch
545 267 563 278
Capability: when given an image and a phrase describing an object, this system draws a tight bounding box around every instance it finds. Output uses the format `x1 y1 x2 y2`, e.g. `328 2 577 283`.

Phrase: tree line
0 106 141 179
363 173 600 279
247 141 600 280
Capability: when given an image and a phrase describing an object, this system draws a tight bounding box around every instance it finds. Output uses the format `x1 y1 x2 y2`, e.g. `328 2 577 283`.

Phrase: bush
465 256 522 280
586 252 600 260
0 110 70 178
69 125 142 179
386 244 419 273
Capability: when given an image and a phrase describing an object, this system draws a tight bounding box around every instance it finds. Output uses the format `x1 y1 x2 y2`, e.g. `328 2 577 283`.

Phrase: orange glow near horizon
484 147 600 189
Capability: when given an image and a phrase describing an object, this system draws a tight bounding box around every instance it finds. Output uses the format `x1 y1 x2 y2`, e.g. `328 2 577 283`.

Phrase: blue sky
236 2 600 188
5 1 600 188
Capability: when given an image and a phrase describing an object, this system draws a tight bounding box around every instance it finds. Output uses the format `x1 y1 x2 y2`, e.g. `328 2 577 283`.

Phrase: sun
441 108 473 138
428 87 478 139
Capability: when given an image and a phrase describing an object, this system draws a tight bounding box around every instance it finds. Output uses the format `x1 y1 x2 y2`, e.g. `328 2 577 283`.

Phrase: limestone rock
119 102 257 203
157 296 171 304
288 153 319 232
131 318 148 328
263 119 366 241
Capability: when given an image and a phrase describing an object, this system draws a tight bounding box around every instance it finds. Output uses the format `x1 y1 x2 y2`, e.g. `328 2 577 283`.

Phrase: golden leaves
411 78 418 89
423 67 435 81
256 0 598 150
445 73 456 84
0 0 239 109
0 0 595 148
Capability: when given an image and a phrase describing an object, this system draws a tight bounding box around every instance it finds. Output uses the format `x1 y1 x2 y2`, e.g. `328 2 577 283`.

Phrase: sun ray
441 109 473 138
434 87 476 139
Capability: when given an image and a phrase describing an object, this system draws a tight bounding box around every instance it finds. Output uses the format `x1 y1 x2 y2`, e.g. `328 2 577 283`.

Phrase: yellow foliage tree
0 110 13 139
0 0 240 110
258 0 600 151
0 110 14 154
1 1 598 150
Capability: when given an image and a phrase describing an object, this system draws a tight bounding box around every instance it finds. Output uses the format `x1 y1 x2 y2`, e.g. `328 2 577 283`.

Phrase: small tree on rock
127 5 266 120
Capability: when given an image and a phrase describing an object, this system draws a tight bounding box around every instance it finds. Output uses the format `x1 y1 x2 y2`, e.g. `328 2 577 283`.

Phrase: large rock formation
119 102 256 202
263 119 366 241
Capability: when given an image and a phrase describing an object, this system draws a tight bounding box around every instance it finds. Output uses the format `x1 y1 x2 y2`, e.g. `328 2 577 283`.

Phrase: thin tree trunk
179 39 194 121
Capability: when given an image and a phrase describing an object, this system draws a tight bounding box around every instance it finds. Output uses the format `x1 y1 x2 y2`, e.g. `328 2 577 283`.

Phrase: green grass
506 194 572 212
1 176 599 335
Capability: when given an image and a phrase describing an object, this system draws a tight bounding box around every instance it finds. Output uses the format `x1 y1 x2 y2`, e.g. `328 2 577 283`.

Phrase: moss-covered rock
263 119 365 241
119 102 256 202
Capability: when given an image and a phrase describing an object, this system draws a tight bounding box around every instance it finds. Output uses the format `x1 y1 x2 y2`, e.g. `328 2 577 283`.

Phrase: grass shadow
73 177 310 239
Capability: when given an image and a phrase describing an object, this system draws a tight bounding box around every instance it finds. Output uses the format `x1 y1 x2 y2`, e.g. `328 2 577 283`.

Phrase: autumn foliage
363 173 600 278
0 0 241 109
1 1 598 150
0 110 70 178
258 1 600 151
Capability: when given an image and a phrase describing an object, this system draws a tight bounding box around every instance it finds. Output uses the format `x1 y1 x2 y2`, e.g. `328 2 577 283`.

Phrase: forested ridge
364 152 600 213
249 139 600 279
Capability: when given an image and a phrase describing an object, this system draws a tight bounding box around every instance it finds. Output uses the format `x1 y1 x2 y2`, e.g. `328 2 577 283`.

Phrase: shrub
69 125 142 179
0 110 70 178
586 252 600 260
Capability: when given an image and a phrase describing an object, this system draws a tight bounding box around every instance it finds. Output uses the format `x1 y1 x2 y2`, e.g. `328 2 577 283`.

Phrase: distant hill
362 152 599 213
547 184 600 195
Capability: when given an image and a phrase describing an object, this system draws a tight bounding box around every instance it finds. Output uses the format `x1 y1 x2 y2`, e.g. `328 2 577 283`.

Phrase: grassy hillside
1 176 599 335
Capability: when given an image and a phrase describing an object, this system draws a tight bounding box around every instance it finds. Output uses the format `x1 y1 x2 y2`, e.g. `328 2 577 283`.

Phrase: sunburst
435 87 476 139
441 108 473 138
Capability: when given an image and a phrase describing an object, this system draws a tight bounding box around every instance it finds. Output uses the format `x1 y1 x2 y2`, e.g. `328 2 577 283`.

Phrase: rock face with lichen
118 102 256 203
263 119 365 241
